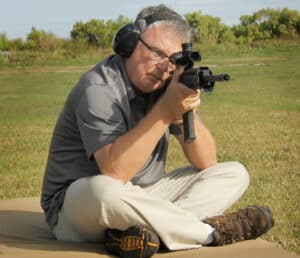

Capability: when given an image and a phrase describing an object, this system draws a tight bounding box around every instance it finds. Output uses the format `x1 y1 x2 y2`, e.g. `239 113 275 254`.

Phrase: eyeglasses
139 37 176 70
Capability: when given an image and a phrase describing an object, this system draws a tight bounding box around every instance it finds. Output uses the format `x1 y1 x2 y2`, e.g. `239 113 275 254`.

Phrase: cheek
126 47 156 87
133 47 155 74
132 61 154 82
131 63 147 83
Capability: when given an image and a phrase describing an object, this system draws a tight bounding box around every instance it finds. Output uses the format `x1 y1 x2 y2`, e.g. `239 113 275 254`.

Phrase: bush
0 33 10 51
2 8 299 66
234 8 300 42
5 50 47 65
62 38 94 58
185 11 225 45
71 15 131 48
10 38 25 50
25 27 62 52
218 26 235 43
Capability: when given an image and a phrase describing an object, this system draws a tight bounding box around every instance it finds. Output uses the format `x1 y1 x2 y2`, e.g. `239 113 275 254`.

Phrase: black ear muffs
112 23 141 57
112 12 172 57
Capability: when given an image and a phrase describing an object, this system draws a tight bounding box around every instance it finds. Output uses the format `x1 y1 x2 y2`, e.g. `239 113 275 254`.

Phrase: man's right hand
160 67 201 121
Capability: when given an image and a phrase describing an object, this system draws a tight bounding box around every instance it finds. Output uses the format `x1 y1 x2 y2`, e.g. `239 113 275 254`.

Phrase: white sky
1 0 300 39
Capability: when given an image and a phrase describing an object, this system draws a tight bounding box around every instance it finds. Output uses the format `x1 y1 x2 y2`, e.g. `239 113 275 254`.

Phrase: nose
156 59 172 72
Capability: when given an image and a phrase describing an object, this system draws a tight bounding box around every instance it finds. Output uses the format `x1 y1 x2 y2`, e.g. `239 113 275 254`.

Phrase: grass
0 45 299 254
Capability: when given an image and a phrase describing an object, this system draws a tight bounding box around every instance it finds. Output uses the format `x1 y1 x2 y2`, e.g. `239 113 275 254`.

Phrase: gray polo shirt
41 55 169 230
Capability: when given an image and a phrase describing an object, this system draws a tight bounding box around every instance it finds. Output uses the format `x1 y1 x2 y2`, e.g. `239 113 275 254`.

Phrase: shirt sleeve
76 83 128 159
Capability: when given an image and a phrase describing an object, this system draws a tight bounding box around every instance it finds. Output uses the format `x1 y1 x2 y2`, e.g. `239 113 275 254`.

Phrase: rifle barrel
205 74 230 82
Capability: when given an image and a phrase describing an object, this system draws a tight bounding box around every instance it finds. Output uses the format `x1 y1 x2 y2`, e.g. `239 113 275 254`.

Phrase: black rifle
171 43 230 143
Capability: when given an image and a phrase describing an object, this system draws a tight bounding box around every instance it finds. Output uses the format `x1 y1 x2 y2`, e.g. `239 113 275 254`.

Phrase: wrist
156 96 175 124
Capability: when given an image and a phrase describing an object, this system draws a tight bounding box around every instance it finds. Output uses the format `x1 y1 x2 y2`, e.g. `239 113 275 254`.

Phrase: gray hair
135 4 191 42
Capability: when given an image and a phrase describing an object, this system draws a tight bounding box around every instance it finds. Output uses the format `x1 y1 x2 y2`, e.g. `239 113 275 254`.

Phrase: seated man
41 4 274 258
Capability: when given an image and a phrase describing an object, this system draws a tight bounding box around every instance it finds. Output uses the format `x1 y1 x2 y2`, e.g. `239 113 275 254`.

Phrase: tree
26 27 61 51
185 11 226 45
71 15 131 48
0 33 10 51
218 26 236 43
233 8 300 42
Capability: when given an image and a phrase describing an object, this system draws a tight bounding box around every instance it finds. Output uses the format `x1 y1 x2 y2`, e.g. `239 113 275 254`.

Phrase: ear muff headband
113 11 179 57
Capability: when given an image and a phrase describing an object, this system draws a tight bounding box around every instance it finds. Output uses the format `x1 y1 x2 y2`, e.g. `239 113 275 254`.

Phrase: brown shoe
203 205 274 246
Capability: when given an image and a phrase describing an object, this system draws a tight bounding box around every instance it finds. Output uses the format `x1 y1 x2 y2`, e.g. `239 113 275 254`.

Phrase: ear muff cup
112 23 141 57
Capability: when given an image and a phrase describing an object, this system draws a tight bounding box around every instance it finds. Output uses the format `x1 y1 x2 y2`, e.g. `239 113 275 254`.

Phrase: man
41 5 274 258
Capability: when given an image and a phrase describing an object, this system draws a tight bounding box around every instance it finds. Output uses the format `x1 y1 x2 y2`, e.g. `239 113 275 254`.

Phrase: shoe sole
250 205 275 232
105 225 160 258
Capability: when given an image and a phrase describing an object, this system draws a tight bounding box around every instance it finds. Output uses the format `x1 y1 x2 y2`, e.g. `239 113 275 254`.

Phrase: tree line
0 8 299 52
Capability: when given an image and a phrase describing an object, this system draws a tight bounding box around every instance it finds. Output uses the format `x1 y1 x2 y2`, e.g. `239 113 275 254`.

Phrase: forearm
176 115 217 170
95 68 203 182
95 98 173 182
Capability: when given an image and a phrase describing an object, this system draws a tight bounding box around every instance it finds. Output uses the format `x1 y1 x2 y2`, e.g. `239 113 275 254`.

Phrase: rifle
171 43 230 143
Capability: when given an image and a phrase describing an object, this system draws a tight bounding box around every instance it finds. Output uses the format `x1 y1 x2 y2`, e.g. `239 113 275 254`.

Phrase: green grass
168 46 300 253
0 46 299 254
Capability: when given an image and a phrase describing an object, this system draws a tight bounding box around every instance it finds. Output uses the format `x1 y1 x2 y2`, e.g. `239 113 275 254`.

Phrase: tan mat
0 197 298 258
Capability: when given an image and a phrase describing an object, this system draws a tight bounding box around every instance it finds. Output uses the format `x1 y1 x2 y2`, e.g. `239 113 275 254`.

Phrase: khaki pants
53 162 249 250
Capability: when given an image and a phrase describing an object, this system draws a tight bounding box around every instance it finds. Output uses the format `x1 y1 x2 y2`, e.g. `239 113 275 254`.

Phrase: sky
1 0 300 40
